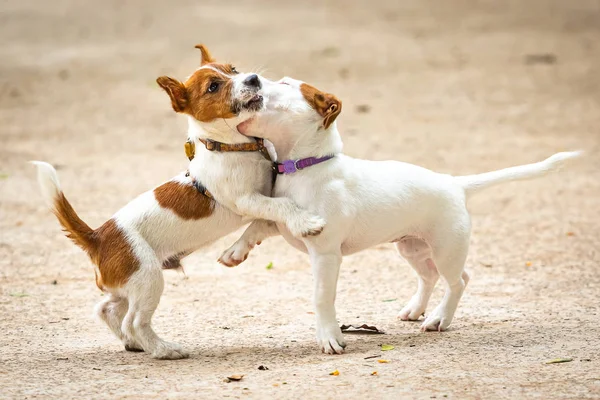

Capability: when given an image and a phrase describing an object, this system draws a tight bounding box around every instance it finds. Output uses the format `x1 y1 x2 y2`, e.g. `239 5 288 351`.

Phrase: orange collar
185 138 264 161
199 137 264 152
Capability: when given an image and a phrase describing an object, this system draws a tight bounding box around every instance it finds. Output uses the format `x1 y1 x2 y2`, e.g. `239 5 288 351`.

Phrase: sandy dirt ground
1 0 599 398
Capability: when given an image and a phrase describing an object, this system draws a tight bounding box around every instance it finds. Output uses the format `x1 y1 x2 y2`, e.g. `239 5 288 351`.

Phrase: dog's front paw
420 306 452 332
288 214 326 238
151 341 189 360
316 325 346 354
398 298 427 321
218 240 254 267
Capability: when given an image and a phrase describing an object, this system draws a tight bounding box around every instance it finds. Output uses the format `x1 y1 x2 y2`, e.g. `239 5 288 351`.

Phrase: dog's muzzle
232 93 264 114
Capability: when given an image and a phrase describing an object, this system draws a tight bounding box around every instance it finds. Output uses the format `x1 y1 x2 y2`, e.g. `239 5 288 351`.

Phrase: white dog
31 47 323 360
220 77 581 354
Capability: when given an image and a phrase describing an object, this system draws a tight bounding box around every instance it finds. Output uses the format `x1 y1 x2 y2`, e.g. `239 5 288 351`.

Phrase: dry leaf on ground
225 375 244 382
545 358 573 364
340 324 385 334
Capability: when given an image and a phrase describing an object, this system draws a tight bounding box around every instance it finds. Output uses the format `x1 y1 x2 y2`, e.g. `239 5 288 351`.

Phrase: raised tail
454 151 582 197
31 161 98 257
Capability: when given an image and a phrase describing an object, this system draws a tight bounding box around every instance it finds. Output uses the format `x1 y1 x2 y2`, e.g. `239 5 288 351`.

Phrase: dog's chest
273 175 314 204
188 151 273 211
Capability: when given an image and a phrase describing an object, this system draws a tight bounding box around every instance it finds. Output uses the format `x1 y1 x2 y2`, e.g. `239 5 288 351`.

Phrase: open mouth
243 94 263 112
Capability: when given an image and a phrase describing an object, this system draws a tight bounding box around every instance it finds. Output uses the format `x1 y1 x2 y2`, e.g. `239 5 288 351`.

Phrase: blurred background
1 1 599 398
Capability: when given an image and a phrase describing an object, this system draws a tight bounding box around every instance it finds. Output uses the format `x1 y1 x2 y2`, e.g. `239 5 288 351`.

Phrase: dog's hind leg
95 294 143 352
396 238 439 321
120 265 189 360
421 217 471 332
118 232 189 360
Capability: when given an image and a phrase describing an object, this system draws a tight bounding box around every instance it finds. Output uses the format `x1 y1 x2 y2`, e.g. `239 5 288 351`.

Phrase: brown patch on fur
157 44 241 122
183 67 237 122
209 63 237 75
154 180 215 220
51 193 138 290
195 44 215 65
94 269 103 291
93 219 139 289
156 66 237 121
156 77 188 112
52 192 97 256
300 83 342 129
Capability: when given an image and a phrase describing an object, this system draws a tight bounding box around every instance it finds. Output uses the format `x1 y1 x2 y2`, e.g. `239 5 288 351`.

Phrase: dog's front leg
309 249 346 354
235 194 325 238
218 219 280 267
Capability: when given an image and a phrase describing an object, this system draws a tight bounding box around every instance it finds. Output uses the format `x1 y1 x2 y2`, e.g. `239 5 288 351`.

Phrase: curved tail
31 161 98 257
454 151 582 197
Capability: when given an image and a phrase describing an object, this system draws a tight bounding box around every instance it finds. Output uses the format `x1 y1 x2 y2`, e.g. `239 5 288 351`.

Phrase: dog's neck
270 123 343 161
187 116 254 144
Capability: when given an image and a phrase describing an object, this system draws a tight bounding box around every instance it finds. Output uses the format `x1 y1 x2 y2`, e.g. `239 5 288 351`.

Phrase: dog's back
32 162 245 290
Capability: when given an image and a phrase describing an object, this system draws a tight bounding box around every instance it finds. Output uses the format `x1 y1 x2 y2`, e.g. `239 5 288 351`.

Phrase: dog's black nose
243 74 261 88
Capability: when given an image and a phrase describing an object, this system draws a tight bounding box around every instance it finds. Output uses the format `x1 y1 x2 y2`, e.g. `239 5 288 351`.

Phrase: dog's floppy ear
301 83 342 130
321 94 342 130
195 44 215 65
156 76 188 112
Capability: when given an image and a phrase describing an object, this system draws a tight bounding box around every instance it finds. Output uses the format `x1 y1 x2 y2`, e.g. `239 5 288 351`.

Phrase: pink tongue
236 117 254 135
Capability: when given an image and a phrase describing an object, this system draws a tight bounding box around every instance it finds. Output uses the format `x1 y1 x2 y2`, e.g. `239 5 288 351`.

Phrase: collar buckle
281 159 297 174
205 139 221 151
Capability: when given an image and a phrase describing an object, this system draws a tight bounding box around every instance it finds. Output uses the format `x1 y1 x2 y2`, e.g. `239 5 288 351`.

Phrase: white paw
398 299 426 321
151 341 189 360
316 325 347 354
218 241 253 267
420 307 452 332
288 214 326 238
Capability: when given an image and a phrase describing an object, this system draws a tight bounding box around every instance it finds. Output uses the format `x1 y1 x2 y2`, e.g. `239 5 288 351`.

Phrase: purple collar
274 155 335 175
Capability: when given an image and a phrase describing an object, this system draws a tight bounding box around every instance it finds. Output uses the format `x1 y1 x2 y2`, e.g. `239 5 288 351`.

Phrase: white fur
184 71 326 238
186 112 326 238
31 161 61 207
221 78 582 354
34 164 245 359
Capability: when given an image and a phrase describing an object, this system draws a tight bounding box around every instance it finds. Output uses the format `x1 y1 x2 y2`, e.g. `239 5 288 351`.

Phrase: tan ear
156 76 188 112
194 44 215 65
322 95 342 129
300 83 342 129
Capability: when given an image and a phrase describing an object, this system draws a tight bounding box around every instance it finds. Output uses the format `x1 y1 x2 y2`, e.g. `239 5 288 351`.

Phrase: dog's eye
207 82 219 93
231 66 239 74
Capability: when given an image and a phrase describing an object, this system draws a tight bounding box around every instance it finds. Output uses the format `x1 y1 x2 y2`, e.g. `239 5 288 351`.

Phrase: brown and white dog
32 46 324 360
